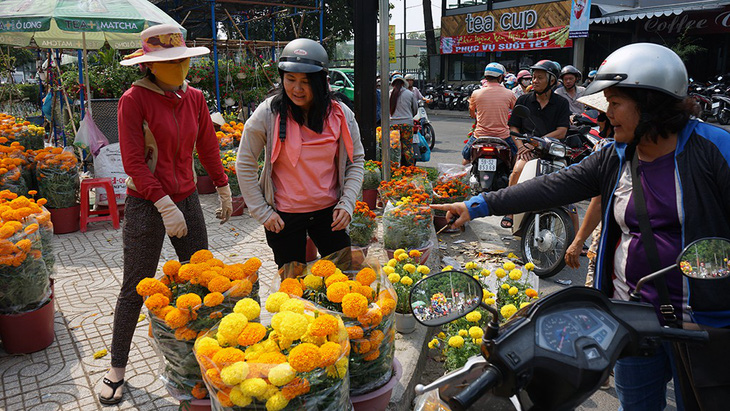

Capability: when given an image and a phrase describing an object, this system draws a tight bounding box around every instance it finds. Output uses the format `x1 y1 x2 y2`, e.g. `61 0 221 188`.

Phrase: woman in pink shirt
235 39 365 270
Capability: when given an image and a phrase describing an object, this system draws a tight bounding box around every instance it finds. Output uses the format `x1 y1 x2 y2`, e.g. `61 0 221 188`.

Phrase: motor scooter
710 77 730 125
410 238 722 411
414 100 436 150
468 136 513 194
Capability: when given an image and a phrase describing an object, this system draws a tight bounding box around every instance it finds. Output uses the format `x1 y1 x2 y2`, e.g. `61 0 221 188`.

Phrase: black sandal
99 377 125 405
500 216 513 229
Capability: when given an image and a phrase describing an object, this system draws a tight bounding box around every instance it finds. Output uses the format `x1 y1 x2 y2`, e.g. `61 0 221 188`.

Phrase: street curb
425 108 472 120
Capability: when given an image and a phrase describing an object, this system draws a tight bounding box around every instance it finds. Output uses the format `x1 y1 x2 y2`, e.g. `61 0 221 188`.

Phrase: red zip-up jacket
118 78 227 203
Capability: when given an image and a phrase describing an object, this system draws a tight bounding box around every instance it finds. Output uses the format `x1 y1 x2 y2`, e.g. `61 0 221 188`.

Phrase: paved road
419 113 680 410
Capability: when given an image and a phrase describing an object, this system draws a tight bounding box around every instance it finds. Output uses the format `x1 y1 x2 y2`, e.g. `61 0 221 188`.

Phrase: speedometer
538 315 581 357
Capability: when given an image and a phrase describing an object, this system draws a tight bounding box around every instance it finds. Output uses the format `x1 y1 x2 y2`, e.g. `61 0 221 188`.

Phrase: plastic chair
80 178 120 232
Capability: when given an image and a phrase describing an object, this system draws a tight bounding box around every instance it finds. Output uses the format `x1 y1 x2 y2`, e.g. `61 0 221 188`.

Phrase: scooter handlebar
659 327 709 344
509 131 525 138
449 366 502 411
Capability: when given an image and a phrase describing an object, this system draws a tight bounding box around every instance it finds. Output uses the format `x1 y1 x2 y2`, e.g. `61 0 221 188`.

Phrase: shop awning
590 0 730 24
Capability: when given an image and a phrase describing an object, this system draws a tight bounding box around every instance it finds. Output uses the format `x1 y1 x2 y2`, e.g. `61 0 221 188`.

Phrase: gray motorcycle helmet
278 38 329 73
584 43 688 99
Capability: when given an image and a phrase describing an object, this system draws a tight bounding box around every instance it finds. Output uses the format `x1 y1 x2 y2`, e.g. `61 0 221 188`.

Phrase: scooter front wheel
423 123 436 150
520 208 575 278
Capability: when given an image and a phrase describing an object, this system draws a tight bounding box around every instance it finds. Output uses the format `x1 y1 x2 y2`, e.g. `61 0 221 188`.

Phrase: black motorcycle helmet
530 60 561 87
559 65 582 81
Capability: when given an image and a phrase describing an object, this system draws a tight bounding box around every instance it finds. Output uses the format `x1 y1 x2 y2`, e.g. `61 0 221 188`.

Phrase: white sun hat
120 24 209 66
577 91 609 113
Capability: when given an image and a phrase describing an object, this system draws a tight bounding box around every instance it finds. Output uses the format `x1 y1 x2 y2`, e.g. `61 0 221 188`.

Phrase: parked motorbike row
423 82 482 111
688 75 730 125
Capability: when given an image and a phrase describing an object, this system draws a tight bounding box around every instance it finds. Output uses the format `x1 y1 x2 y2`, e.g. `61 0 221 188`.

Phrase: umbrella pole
82 32 92 116
50 49 77 136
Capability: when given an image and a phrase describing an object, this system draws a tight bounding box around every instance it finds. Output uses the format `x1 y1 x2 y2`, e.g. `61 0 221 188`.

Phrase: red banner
440 25 572 55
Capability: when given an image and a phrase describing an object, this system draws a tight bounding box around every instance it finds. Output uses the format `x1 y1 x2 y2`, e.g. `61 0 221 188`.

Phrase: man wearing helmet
501 59 571 228
513 69 532 98
584 69 597 87
461 62 517 164
433 43 730 410
555 65 586 115
404 73 424 102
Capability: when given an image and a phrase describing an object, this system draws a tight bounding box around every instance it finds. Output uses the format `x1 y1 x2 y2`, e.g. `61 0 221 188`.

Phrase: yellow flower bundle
193 293 350 411
35 147 80 209
0 114 45 150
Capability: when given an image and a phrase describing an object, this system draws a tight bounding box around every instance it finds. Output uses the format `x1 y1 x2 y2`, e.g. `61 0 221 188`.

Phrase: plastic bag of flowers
277 248 397 396
382 195 434 252
348 201 377 249
0 190 52 314
35 147 80 209
193 293 351 411
431 179 470 218
362 160 382 191
436 163 472 186
375 127 401 169
0 116 45 150
0 164 28 195
136 249 262 401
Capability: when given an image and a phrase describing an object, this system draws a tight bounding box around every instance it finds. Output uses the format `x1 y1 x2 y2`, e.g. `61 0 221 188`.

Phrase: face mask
151 58 190 86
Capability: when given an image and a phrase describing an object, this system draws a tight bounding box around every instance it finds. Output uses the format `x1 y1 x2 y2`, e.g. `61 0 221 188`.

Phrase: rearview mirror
678 238 730 280
334 80 344 87
512 104 531 119
409 270 483 326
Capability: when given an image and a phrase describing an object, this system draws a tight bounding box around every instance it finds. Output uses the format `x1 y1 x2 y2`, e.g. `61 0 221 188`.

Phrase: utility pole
353 0 377 160
402 0 406 72
379 0 391 180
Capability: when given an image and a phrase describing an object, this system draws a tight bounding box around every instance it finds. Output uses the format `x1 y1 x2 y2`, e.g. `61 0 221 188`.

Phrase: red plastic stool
80 178 120 232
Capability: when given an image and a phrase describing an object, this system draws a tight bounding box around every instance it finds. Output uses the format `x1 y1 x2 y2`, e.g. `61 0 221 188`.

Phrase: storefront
440 0 574 81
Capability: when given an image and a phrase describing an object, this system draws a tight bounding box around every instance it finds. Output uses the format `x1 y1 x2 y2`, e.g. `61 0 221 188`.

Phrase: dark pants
265 205 351 269
110 192 208 368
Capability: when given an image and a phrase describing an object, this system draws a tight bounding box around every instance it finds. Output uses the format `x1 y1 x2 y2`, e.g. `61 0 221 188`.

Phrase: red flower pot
181 399 210 411
231 196 245 216
196 175 216 194
362 189 378 210
306 236 318 262
0 285 55 354
351 358 402 411
49 205 80 234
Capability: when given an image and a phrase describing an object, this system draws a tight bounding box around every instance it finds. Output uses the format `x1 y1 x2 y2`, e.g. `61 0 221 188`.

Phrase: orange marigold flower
242 257 262 277
190 249 214 264
205 368 226 389
342 293 369 318
352 338 372 354
191 382 207 399
164 308 190 329
177 263 200 282
144 293 170 312
525 288 538 298
176 293 202 311
326 282 350 303
347 326 364 340
288 343 320 372
363 348 380 361
318 341 342 367
358 307 383 327
136 278 168 297
229 279 253 298
355 267 376 286
377 297 396 316
156 305 174 320
217 389 234 408
281 377 311 400
163 260 181 278
206 258 225 268
208 276 232 293
204 292 224 307
209 311 223 319
174 326 198 341
197 345 222 369
212 347 246 368
279 278 303 297
311 259 336 278
324 272 348 288
309 314 339 337
222 264 245 280
24 223 39 235
356 285 375 301
369 329 385 346
237 322 267 346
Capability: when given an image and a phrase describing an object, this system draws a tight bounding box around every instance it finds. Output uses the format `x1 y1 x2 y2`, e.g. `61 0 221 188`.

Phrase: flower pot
196 175 216 194
362 189 378 210
433 215 461 234
0 288 55 354
49 205 80 234
385 240 433 265
231 196 245 216
351 358 402 411
306 236 318 262
395 312 417 334
180 399 210 411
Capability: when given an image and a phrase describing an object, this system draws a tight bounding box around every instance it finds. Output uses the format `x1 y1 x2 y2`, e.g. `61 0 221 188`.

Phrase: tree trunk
423 0 437 57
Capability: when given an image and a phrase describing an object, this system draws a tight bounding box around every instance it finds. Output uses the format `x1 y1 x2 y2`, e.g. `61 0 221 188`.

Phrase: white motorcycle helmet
584 43 688 99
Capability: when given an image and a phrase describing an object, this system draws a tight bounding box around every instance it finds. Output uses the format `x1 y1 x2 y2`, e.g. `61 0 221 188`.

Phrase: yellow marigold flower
208 276 233 293
217 313 248 345
203 292 224 307
458 329 468 337
326 282 350 303
212 347 246 368
394 249 406 258
503 261 516 271
448 335 464 348
402 263 416 274
495 268 507 278
443 265 454 271
409 249 422 258
481 269 490 277
197 336 220 351
508 286 519 296
382 265 395 275
268 363 296 387
302 274 323 290
509 269 522 280
465 311 482 323
485 298 496 305
387 259 398 267
237 322 267 346
525 262 535 271
229 386 252 407
397 253 409 261
164 308 190 329
428 339 439 349
473 275 480 281
465 261 477 270
326 357 348 379
526 288 538 298
288 343 320 372
469 326 484 339
324 273 349 288
501 304 518 319
220 362 250 386
417 265 430 275
279 278 303 297
190 249 214 264
310 314 339 337
240 378 268 397
388 273 401 283
342 293 369 318
272 311 308 340
438 332 446 339
234 298 261 320
265 292 290 313
400 276 414 286
319 341 342 367
311 259 336 278
162 260 181 278
176 293 202 311
520 302 530 309
136 278 168 297
144 293 169 312
279 298 305 314
266 392 289 411
356 267 376 286
501 283 510 290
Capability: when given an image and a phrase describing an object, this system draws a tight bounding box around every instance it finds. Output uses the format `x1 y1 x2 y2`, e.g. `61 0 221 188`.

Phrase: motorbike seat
473 136 509 146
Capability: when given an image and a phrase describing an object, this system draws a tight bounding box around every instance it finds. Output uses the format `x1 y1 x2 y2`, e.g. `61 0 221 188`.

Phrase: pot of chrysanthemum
362 189 378 210
351 358 402 411
48 205 80 234
0 279 55 354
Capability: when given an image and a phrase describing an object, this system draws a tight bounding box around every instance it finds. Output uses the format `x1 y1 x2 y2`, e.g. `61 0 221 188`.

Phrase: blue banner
569 0 591 38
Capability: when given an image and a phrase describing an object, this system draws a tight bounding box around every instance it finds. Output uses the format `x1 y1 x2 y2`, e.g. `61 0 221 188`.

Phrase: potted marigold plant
432 179 470 232
35 147 80 234
0 190 56 354
382 195 434 261
221 150 245 216
278 250 400 403
218 121 243 151
193 150 217 195
137 249 262 401
349 201 377 250
193 293 351 410
383 249 431 333
361 160 381 210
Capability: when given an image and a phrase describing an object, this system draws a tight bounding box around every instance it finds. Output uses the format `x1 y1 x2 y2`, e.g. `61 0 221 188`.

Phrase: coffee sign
641 6 730 36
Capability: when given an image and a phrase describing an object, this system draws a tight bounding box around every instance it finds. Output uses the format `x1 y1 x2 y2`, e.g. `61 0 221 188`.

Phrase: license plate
713 102 720 109
478 158 497 172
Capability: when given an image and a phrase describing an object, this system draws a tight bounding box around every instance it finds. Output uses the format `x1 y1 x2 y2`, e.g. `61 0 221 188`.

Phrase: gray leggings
110 192 208 368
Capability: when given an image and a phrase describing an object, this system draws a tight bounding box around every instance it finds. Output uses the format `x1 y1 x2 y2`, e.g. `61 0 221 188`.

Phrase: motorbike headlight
548 143 566 158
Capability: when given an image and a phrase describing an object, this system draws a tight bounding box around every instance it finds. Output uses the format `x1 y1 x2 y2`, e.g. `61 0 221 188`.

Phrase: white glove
216 184 233 224
154 195 188 238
